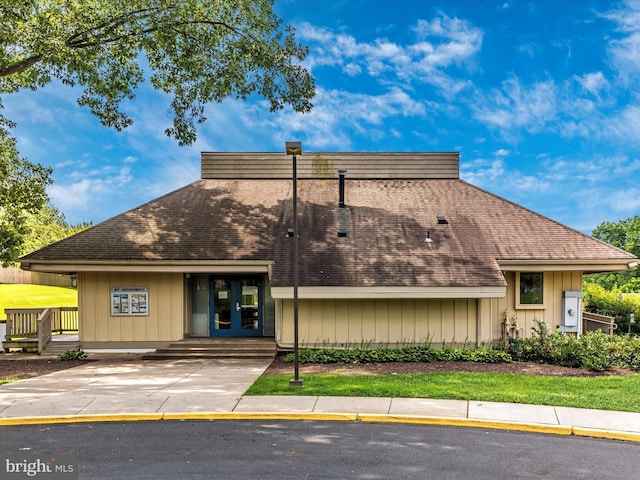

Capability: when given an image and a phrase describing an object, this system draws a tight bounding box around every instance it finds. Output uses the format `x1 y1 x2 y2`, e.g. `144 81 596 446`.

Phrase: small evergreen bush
284 345 511 365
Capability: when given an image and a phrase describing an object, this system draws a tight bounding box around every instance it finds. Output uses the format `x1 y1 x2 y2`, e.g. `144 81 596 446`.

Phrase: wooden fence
0 268 74 287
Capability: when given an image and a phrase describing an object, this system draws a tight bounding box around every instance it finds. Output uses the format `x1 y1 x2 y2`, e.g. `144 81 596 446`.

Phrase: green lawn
246 371 640 413
0 284 78 317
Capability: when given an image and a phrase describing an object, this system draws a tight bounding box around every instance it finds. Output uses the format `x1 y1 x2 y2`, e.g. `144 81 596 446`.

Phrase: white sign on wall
111 287 149 316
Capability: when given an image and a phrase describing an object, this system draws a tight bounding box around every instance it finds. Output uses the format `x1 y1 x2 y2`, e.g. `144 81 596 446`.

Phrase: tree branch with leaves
0 0 315 264
1 0 315 144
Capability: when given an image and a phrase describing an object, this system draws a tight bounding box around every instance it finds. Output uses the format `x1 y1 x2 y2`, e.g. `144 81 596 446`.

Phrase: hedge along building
20 152 638 350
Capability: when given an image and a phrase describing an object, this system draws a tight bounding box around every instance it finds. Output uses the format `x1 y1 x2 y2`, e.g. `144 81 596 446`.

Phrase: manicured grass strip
246 372 640 413
0 284 77 315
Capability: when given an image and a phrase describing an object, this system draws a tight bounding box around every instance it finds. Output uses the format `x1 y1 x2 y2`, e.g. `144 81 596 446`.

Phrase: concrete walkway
0 357 639 442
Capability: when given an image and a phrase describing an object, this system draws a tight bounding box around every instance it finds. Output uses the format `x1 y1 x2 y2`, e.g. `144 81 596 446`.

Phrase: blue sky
4 0 640 233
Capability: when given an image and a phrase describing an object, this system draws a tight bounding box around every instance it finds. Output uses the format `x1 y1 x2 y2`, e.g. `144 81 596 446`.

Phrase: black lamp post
286 141 303 387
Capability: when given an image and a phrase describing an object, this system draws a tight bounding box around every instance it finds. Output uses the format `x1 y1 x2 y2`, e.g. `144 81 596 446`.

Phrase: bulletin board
111 287 149 316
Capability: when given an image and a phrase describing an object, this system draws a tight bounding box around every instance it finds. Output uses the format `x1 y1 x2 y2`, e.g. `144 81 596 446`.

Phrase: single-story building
19 152 637 351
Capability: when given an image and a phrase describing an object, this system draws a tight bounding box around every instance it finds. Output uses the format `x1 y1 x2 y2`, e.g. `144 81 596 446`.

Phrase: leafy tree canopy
0 118 51 265
0 0 314 265
0 0 315 145
19 204 91 261
592 216 640 258
586 216 640 291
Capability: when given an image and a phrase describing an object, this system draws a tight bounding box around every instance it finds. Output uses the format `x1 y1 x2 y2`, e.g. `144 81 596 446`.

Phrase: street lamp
286 141 303 387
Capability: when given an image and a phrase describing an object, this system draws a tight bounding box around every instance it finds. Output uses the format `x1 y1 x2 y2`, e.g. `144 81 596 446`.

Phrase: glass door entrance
211 277 262 336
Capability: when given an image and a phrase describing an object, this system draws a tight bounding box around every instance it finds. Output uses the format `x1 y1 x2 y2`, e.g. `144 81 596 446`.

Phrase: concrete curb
162 412 358 422
1 412 639 443
356 414 573 436
572 426 640 443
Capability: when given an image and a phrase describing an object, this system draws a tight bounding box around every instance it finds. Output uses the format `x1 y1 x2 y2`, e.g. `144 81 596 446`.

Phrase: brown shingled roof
21 177 635 289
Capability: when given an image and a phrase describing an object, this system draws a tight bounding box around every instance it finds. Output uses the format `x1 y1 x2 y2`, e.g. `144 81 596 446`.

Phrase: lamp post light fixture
286 141 303 387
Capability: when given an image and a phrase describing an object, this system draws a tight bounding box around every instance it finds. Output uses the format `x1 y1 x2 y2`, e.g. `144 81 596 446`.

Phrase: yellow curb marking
162 412 357 422
357 414 573 436
572 427 640 443
0 413 163 426
0 412 639 443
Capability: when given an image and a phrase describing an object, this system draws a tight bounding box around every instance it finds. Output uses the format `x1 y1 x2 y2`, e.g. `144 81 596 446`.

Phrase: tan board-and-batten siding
273 270 584 349
276 297 478 348
201 152 460 179
77 272 184 348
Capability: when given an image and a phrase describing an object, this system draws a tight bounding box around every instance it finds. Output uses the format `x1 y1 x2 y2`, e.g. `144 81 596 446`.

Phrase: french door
191 275 262 337
211 277 262 336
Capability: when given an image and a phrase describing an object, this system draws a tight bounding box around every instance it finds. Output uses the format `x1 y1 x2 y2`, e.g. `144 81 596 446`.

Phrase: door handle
236 302 241 311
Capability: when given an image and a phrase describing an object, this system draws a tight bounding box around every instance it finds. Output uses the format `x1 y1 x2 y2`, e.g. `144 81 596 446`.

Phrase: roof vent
338 169 347 208
436 216 448 225
338 228 348 238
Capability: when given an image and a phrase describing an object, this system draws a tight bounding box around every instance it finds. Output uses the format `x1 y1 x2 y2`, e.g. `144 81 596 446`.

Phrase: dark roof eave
498 258 638 272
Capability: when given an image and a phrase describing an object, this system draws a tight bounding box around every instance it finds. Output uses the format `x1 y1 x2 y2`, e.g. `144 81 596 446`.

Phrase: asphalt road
1 420 638 479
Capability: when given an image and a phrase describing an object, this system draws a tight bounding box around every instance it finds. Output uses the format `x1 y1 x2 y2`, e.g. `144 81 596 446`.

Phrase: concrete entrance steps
41 341 81 356
141 337 277 360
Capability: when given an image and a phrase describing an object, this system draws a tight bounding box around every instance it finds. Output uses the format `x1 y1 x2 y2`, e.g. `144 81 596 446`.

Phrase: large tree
19 204 91 260
0 117 52 265
1 0 314 144
587 216 640 291
0 0 315 264
592 216 640 258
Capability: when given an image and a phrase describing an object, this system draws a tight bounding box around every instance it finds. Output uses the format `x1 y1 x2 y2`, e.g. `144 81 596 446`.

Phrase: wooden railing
37 309 53 353
4 307 78 339
583 311 617 335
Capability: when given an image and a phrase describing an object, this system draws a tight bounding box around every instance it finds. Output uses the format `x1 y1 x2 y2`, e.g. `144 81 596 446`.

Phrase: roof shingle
22 177 635 288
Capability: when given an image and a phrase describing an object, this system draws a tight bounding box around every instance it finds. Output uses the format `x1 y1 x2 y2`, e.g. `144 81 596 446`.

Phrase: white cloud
518 43 537 58
297 13 482 94
574 71 609 98
343 63 361 76
259 86 428 150
575 184 640 228
48 179 95 216
604 105 640 144
472 76 557 138
461 158 505 185
606 188 640 212
602 2 640 84
462 155 550 197
509 174 550 193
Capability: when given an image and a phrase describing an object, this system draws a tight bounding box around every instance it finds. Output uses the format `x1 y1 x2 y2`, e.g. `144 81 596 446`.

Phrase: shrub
583 283 640 333
57 349 87 361
579 332 614 372
511 319 640 371
284 345 511 365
